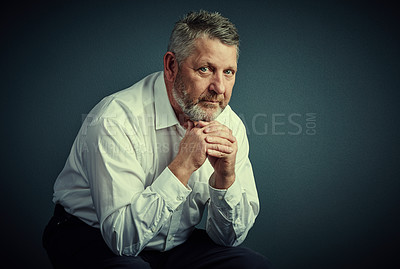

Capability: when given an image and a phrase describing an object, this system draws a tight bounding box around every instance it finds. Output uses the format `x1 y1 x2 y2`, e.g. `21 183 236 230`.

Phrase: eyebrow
200 61 237 71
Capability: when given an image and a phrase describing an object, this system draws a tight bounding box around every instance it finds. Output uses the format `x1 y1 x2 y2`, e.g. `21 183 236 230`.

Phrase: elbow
100 213 144 257
101 225 143 256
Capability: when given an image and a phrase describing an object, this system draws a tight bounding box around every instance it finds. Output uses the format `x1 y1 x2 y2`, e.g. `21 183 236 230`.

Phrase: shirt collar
154 71 180 130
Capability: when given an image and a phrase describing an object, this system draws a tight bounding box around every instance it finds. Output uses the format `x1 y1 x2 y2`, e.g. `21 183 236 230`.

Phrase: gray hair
167 10 240 65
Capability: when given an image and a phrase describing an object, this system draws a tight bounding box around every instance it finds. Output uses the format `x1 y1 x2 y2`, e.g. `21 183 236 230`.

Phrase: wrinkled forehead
189 37 238 68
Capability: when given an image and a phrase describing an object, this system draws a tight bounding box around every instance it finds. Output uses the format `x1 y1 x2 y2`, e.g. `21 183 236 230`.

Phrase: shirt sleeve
83 117 191 256
206 123 260 246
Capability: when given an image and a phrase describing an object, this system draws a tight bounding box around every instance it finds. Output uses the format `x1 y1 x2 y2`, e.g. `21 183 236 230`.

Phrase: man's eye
199 67 209 73
224 70 234 75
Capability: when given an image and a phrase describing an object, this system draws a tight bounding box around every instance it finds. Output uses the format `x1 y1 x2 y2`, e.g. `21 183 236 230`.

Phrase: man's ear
163 51 178 83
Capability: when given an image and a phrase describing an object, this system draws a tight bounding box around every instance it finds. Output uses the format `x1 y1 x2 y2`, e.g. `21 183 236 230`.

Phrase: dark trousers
43 204 272 269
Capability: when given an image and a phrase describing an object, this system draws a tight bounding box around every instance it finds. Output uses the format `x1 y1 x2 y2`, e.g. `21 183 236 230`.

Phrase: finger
196 120 210 128
206 143 234 154
203 124 232 135
197 120 221 129
205 130 236 143
207 148 230 158
185 120 194 132
205 135 233 147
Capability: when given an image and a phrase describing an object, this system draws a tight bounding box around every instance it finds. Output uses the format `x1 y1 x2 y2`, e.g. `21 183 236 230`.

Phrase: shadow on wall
1 0 399 268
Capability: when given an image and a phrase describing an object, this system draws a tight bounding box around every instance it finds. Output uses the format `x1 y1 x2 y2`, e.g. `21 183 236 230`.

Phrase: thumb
186 120 194 132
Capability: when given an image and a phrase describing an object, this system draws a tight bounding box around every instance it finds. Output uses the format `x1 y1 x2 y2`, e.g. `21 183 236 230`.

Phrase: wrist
210 172 235 189
168 158 196 186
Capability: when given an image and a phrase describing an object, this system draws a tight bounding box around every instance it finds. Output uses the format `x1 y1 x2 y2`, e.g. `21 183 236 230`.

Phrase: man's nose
209 72 225 94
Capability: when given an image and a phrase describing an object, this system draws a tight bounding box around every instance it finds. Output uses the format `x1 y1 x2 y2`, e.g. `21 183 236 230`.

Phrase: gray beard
172 75 224 122
173 89 222 122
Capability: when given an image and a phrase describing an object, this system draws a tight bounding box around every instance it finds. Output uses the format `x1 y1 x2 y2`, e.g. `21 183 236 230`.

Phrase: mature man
43 10 271 268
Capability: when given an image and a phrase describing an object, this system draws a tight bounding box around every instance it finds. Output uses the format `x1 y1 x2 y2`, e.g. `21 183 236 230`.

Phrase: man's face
172 37 237 122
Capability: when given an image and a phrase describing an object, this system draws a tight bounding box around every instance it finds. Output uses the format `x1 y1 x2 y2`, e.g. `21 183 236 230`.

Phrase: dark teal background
1 0 399 268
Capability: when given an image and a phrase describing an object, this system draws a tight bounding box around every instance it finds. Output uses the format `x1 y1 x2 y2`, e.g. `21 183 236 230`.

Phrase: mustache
200 98 223 102
199 93 224 103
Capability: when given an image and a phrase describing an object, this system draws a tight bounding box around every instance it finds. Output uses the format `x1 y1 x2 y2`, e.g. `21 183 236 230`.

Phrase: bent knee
230 247 273 269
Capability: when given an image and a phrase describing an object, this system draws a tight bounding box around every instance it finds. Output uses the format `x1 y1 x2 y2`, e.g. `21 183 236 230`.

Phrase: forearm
84 117 195 256
209 171 235 189
101 193 169 256
168 156 196 187
206 179 259 246
168 120 209 186
99 168 191 256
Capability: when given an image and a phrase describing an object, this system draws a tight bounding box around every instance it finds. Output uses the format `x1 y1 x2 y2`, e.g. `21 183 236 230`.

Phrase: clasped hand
168 120 237 189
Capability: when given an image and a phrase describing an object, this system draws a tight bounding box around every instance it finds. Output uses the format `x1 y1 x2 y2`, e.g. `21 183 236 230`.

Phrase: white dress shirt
53 71 260 256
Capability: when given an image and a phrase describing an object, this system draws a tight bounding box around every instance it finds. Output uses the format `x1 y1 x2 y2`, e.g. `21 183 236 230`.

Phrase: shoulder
87 72 162 125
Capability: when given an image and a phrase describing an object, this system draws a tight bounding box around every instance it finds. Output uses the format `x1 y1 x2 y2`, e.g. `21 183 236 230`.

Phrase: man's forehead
190 38 238 68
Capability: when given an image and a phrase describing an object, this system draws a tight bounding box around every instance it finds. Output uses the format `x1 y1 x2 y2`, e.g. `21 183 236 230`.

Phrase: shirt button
218 195 223 200
177 196 184 201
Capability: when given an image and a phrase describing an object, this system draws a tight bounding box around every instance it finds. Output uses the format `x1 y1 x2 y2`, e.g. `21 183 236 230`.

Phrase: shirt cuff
150 167 192 211
209 178 242 209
